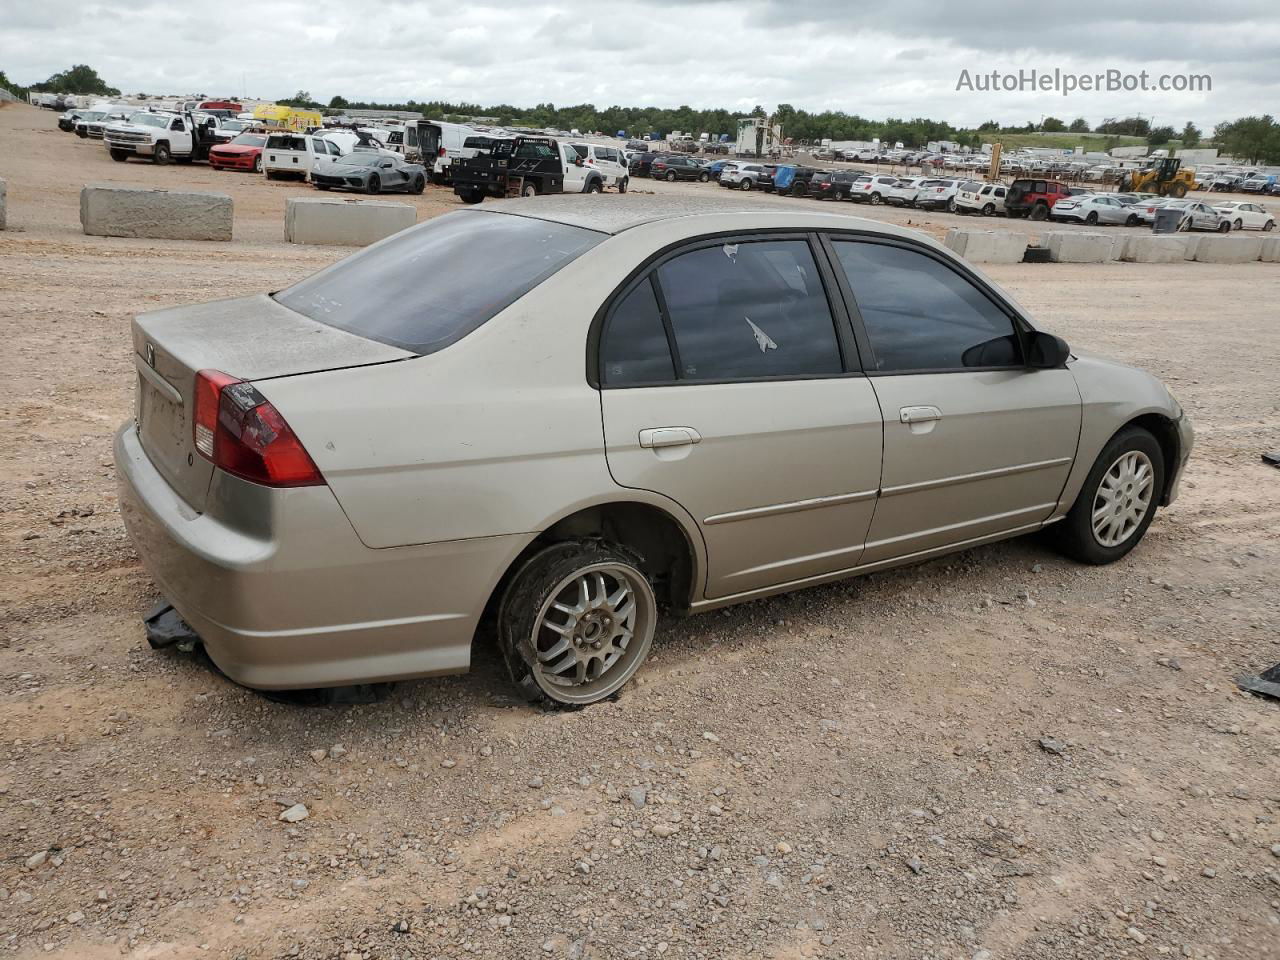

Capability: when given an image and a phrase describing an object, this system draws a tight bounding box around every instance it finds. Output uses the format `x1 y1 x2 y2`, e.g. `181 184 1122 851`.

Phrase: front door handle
639 427 702 449
899 406 942 424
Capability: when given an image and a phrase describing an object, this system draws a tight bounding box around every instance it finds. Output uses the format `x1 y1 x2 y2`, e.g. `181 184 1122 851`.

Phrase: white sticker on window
723 244 739 263
745 317 777 353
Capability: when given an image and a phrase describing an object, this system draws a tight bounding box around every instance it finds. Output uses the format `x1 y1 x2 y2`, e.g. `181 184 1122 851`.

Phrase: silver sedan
1049 194 1134 225
116 196 1192 706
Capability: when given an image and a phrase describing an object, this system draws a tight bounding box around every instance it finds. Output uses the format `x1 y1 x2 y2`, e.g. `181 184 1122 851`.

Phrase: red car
209 133 268 173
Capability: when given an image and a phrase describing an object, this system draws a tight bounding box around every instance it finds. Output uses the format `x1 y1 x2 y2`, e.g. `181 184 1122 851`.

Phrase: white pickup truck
103 111 224 164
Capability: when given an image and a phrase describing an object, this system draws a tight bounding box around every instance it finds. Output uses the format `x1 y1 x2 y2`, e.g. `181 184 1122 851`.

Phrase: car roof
470 193 949 243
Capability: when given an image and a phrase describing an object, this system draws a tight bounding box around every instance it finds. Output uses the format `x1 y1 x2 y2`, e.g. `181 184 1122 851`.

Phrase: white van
566 143 630 191
414 120 482 183
262 132 342 181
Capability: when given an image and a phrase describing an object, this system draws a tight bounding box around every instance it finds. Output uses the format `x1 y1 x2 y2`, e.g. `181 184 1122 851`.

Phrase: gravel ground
2 102 1279 960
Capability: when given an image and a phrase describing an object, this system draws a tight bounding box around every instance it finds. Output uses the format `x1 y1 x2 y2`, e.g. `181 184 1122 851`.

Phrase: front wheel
740 179 753 191
253 155 262 173
698 172 709 182
618 177 629 194
498 542 658 707
981 203 995 216
1126 214 1140 227
1217 220 1231 233
1029 204 1048 221
1085 212 1099 225
1265 220 1275 231
153 143 172 165
1233 219 1243 231
460 189 484 204
109 148 129 163
586 179 603 194
1052 428 1164 565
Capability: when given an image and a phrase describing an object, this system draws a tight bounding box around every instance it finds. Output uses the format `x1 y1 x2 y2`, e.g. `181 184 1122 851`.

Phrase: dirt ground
1 102 1279 960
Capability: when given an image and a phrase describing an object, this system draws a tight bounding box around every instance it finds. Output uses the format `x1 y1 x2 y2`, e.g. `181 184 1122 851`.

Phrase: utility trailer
451 136 565 203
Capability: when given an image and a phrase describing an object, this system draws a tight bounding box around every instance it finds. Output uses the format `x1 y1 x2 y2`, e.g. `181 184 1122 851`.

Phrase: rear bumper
115 423 532 689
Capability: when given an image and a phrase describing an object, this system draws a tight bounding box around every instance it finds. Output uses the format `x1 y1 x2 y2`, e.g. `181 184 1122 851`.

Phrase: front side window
655 239 842 381
832 241 1021 373
277 211 603 355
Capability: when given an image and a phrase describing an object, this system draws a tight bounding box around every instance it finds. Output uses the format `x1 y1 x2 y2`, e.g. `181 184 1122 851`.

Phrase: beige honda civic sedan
116 195 1192 706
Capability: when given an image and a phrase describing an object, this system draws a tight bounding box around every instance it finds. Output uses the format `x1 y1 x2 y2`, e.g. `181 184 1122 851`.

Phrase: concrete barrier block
1044 231 1118 263
80 184 232 241
1118 235 1189 263
1193 235 1264 263
285 197 416 247
1181 235 1205 260
1260 236 1280 262
943 229 1028 263
0 177 6 230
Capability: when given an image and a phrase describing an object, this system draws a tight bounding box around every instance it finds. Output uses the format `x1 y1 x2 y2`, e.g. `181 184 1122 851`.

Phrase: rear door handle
899 406 942 424
639 427 702 449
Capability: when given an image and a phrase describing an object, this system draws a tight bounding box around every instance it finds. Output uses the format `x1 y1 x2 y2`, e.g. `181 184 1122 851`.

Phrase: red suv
1005 179 1070 220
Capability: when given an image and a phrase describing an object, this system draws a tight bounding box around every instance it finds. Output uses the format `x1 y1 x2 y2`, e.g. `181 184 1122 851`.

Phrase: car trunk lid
130 293 413 513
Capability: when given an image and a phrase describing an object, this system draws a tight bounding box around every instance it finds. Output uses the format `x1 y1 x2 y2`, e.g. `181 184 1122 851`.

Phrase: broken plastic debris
745 317 777 354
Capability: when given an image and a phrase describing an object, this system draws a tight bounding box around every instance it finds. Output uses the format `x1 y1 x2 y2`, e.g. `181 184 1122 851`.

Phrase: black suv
650 155 710 182
807 171 857 200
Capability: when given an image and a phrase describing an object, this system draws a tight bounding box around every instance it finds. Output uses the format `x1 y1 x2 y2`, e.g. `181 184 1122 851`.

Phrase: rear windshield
267 134 306 150
275 211 604 355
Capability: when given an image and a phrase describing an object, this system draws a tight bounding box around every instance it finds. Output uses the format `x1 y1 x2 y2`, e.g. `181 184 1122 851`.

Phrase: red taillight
438 146 446 157
193 369 324 488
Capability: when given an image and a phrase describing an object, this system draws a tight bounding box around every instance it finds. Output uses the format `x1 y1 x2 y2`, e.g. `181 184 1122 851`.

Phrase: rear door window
654 239 843 381
600 279 675 386
276 211 604 355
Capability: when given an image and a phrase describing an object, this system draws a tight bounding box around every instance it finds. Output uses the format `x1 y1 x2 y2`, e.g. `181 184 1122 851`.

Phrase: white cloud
4 0 1278 127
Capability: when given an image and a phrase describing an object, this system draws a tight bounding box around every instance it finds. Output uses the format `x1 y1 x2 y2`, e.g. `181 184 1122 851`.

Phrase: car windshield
230 134 267 147
127 113 169 128
276 211 604 355
79 112 106 121
335 154 380 167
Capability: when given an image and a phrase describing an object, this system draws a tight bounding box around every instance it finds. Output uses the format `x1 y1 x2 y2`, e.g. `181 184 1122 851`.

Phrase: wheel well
1124 413 1181 505
482 503 697 633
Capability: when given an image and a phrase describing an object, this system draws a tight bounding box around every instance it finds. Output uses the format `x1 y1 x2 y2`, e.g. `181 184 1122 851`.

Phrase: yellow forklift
1119 156 1199 197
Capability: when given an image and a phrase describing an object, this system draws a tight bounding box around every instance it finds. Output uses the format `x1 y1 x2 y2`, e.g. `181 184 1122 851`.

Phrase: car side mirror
1027 331 1070 368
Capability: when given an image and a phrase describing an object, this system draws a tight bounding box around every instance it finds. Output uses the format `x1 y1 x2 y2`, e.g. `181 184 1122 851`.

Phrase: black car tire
699 172 709 182
1085 212 1099 225
366 174 381 195
411 175 426 194
618 177 628 194
665 171 676 182
1126 214 1140 227
1233 219 1243 231
586 179 603 194
497 541 657 708
1217 220 1231 233
1265 220 1275 231
316 184 330 191
109 149 129 163
461 189 484 204
740 179 753 191
1052 426 1164 566
153 142 172 165
1029 204 1048 221
981 203 995 216
522 181 537 198
870 192 882 205
791 183 806 197
253 155 262 173
946 196 956 213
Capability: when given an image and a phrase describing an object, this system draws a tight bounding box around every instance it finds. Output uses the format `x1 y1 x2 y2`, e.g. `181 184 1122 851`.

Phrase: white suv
849 174 900 205
720 163 767 190
955 183 1008 216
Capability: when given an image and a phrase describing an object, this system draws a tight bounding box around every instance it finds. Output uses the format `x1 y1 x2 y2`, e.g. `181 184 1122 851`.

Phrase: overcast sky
5 0 1278 128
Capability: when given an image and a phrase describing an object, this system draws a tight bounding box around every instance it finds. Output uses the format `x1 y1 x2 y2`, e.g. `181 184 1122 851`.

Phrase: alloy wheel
1091 451 1154 548
530 563 656 705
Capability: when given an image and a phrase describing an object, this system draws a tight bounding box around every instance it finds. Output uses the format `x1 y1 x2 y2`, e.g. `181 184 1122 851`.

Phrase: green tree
1096 116 1150 137
1180 122 1201 147
0 70 26 98
1147 125 1175 147
1212 116 1280 164
30 64 118 96
1041 116 1067 132
328 95 348 109
1068 117 1090 133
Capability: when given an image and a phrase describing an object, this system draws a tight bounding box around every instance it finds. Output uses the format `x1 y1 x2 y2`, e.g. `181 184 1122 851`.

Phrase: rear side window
600 279 675 386
832 241 1021 373
655 240 842 381
276 211 603 355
